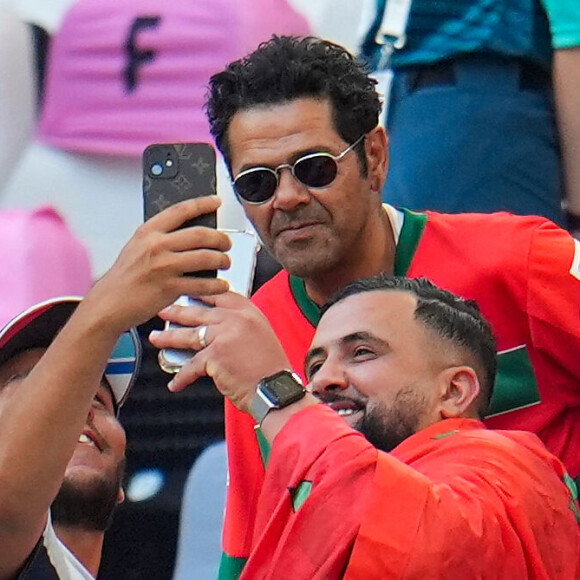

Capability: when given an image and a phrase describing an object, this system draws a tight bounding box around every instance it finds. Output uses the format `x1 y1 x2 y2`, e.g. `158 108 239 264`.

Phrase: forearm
244 406 378 578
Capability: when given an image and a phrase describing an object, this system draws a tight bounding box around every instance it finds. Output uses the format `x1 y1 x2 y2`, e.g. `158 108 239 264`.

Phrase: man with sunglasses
0 297 139 579
195 35 580 578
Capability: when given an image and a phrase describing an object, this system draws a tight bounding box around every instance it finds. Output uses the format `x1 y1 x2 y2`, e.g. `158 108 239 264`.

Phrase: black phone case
143 142 217 277
143 142 217 227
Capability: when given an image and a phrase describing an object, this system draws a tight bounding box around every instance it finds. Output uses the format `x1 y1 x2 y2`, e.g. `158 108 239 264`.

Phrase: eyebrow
304 345 325 370
305 331 389 369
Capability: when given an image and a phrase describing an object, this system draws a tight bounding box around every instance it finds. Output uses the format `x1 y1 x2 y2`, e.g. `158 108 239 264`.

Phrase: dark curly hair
322 276 498 418
205 35 382 174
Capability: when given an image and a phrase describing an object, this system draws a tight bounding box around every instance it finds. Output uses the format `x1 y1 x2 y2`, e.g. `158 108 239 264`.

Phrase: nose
309 360 349 397
87 406 95 424
271 166 311 211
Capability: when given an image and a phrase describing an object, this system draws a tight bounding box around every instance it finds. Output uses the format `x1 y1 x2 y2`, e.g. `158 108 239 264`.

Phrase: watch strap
249 388 275 426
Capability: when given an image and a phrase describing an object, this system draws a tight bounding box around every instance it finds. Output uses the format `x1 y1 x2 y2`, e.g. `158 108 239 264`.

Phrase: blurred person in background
0 297 139 579
361 0 580 237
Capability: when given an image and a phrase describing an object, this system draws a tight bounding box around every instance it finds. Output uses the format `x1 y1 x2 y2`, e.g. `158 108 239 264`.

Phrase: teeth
78 433 92 444
337 408 356 416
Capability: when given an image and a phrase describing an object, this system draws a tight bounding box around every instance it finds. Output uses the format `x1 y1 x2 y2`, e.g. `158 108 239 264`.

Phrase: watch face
262 371 305 406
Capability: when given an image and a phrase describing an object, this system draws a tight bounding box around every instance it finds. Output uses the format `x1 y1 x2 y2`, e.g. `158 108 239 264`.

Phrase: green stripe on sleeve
291 481 313 512
218 553 247 580
255 426 271 466
486 346 540 418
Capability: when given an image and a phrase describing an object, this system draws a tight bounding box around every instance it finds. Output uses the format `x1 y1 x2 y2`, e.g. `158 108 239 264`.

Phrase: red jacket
241 407 579 579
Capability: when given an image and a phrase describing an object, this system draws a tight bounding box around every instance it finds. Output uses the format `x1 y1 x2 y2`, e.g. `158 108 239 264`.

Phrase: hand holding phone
152 229 260 372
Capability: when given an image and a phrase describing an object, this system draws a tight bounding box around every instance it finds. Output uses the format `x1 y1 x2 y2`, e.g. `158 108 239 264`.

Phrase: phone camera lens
151 163 163 176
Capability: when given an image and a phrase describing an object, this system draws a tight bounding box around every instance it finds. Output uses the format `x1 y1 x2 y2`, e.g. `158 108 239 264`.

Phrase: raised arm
0 197 231 579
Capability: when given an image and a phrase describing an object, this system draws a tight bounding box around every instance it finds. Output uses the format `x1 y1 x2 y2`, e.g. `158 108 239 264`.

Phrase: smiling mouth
78 431 104 452
323 398 364 419
336 408 359 417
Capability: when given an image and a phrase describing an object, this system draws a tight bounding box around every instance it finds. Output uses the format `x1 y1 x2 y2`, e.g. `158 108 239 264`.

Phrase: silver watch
249 370 306 426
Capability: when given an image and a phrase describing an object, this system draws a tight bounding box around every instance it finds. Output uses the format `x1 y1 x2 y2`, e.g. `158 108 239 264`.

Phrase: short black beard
354 388 426 453
51 458 125 532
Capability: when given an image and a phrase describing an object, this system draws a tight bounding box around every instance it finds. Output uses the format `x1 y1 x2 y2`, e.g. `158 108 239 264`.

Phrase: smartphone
143 142 217 372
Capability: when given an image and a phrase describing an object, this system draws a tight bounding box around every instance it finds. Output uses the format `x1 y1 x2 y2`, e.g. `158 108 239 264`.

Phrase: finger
193 291 252 309
157 291 252 327
169 227 232 253
149 325 211 351
167 352 208 392
157 303 214 327
173 249 232 277
143 197 222 233
172 276 231 297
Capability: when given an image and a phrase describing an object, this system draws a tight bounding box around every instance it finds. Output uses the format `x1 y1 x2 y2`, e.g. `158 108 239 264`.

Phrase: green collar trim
289 208 427 321
431 430 459 440
394 209 427 276
289 274 321 327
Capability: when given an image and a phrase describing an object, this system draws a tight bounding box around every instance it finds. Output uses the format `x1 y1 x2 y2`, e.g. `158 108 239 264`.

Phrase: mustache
270 206 327 232
313 391 367 408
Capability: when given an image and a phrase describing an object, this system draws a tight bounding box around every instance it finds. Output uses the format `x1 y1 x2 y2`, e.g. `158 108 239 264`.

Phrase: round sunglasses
232 134 366 204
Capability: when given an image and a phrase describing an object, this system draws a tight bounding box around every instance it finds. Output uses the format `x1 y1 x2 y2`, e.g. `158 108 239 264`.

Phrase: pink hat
0 207 92 328
36 0 310 156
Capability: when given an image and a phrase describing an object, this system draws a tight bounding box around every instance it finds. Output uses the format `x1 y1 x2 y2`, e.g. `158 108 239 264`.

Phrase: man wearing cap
0 195 231 579
0 297 139 579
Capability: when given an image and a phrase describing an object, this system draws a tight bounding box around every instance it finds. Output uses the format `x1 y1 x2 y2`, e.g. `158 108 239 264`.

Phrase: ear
117 487 125 505
364 126 388 193
438 366 480 419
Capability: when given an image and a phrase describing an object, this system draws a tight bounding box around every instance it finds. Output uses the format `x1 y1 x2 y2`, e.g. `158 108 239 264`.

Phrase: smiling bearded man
151 275 580 579
0 298 139 579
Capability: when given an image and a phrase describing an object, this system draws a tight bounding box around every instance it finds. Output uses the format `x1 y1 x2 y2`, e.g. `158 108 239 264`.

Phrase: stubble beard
270 228 346 281
354 388 427 453
51 458 126 532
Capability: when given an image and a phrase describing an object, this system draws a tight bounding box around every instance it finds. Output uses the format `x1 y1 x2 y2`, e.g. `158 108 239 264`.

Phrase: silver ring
197 325 208 349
